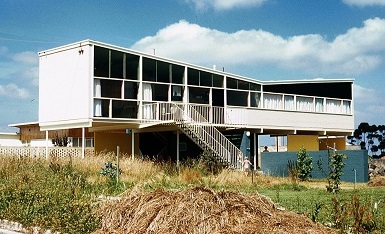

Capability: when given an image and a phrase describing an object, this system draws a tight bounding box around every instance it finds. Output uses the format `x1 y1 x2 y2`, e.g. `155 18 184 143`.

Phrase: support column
253 133 258 170
45 130 49 160
81 127 85 159
131 130 135 160
176 131 180 167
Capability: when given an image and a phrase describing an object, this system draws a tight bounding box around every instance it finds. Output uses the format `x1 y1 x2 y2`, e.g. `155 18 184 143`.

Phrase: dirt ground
93 187 336 234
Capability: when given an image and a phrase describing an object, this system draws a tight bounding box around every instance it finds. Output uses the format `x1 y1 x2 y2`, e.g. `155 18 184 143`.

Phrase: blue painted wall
261 150 368 182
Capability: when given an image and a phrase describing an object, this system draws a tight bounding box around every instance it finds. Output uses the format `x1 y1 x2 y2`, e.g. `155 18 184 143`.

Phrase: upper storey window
226 77 261 91
187 68 223 88
94 46 139 80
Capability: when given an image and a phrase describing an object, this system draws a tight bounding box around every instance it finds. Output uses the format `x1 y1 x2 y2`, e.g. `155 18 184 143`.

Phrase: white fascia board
39 119 92 131
263 78 355 85
8 121 39 128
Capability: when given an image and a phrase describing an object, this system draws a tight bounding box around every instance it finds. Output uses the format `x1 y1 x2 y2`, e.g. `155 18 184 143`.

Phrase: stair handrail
172 103 243 168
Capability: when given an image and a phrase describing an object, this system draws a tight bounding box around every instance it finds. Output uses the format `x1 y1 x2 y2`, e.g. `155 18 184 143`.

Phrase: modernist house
36 39 354 168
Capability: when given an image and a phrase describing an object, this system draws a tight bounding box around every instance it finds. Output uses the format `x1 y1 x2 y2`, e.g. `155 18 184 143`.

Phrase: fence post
116 146 120 184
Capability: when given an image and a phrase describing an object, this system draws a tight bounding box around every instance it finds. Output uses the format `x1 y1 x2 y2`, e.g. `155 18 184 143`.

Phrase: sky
1 0 385 133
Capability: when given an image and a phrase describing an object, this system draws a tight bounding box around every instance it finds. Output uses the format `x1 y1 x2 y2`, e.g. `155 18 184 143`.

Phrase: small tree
317 150 347 192
297 146 313 181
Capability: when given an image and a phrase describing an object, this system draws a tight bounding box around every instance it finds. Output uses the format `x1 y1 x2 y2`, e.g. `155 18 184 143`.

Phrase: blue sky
1 0 385 132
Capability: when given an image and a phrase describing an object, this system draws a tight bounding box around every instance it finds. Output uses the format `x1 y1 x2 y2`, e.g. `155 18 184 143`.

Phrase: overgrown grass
1 154 385 233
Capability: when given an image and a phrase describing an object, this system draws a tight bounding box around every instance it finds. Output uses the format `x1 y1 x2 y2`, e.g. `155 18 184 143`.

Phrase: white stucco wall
0 133 23 146
226 107 354 133
39 44 92 127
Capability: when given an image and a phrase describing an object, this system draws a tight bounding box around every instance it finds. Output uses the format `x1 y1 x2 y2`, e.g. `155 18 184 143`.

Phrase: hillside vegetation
0 154 384 233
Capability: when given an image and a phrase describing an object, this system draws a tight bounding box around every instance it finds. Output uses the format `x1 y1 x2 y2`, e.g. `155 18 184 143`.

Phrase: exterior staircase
171 104 242 168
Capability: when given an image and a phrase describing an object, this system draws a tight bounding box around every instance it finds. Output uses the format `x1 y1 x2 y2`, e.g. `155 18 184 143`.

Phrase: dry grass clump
93 187 336 234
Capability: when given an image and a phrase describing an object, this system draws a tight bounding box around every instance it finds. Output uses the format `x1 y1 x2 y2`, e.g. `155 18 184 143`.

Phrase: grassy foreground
0 154 384 233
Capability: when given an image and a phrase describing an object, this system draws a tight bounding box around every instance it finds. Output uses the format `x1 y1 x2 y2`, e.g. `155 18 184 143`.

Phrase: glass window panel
143 57 156 81
112 100 137 118
94 46 109 77
172 65 184 84
124 81 138 99
250 92 261 108
238 80 249 90
326 99 341 114
212 88 224 107
343 100 351 114
110 50 123 78
189 87 209 104
213 74 223 87
263 94 283 109
284 95 295 110
171 85 183 101
250 83 261 91
100 79 122 98
157 61 170 83
227 77 238 89
227 90 248 106
126 53 139 80
94 99 110 117
188 68 199 85
315 98 324 112
200 71 212 87
296 96 314 112
153 84 169 101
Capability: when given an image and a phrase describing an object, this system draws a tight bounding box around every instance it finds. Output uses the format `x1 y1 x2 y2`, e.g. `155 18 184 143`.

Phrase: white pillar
131 130 135 160
45 130 49 160
81 127 85 159
253 133 257 170
177 131 180 167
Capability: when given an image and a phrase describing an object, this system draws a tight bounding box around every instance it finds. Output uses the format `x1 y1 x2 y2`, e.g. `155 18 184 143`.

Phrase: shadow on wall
261 150 369 183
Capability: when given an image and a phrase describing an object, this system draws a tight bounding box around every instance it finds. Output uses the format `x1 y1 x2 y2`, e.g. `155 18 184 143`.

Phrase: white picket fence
0 146 94 159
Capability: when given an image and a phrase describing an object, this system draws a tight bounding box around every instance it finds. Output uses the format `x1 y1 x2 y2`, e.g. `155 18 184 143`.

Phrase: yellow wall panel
287 135 319 152
319 137 346 151
94 132 139 155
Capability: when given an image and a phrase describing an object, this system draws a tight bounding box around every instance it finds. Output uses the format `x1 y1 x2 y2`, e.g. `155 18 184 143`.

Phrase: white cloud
353 84 385 125
342 0 385 6
12 51 38 65
0 83 30 99
132 18 385 75
185 0 268 10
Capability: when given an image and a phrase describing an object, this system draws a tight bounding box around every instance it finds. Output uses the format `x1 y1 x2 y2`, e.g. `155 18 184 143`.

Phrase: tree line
347 122 385 158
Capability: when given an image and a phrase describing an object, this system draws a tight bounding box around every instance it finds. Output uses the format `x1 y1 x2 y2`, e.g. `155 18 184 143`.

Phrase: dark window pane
171 85 183 101
100 79 122 98
126 53 139 80
212 89 224 107
112 100 137 118
157 61 170 83
110 50 123 78
94 46 109 77
250 92 261 107
200 71 212 87
189 87 209 104
124 81 138 99
188 68 199 85
153 84 168 101
238 80 249 90
227 90 248 106
250 83 261 91
143 57 156 81
213 74 223 87
227 77 237 89
172 65 184 84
